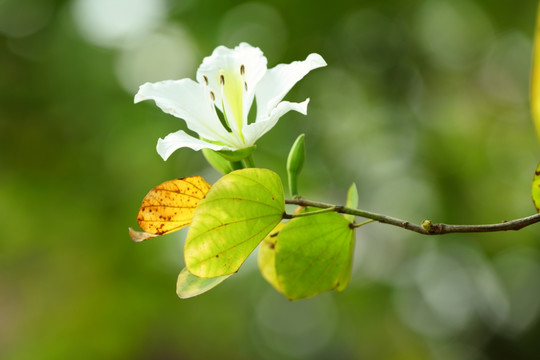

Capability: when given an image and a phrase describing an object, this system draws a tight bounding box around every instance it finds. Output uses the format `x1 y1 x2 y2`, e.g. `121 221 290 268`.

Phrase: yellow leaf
257 222 285 292
137 176 211 236
531 2 540 142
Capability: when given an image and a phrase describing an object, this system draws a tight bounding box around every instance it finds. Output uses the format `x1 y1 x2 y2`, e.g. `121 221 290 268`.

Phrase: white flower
134 42 326 160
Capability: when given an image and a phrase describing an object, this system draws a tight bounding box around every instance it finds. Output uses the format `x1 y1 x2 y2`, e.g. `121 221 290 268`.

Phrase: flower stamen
218 69 245 144
218 72 234 134
240 65 248 92
200 85 234 144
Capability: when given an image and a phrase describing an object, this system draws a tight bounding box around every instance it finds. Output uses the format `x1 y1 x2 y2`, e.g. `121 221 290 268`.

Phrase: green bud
287 134 306 197
202 148 235 174
344 183 358 223
421 219 433 232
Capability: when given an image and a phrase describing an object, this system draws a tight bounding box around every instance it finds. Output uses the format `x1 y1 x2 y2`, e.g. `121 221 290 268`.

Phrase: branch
285 198 540 235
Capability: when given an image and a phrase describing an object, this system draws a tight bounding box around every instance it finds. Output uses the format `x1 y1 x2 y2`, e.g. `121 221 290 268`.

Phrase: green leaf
185 168 285 277
532 162 540 212
275 212 354 300
344 183 358 223
257 222 284 292
339 183 358 290
176 267 231 299
532 4 540 142
336 231 355 292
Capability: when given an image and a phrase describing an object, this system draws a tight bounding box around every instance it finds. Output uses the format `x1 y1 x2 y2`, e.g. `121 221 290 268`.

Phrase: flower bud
344 183 358 223
287 134 306 197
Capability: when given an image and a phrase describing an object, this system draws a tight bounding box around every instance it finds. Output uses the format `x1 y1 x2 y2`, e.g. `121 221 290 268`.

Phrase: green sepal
202 148 235 174
217 145 256 162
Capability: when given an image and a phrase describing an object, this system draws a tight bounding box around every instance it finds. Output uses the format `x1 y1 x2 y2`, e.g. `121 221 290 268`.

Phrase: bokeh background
2 0 540 358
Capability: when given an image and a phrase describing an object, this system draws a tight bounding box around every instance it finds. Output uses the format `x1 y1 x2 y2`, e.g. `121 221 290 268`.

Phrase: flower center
218 65 248 143
201 65 250 147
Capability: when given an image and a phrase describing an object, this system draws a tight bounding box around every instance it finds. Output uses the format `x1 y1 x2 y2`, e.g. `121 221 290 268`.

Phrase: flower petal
157 130 231 160
255 53 326 119
196 43 268 132
243 99 310 146
135 79 237 146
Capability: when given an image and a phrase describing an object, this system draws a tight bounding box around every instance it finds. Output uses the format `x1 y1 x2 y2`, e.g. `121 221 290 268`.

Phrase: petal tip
237 42 256 50
307 53 327 68
134 93 145 104
298 98 310 115
133 82 154 103
156 137 173 161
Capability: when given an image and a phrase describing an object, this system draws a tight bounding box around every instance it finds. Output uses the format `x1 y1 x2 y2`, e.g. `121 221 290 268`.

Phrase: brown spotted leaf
137 176 211 236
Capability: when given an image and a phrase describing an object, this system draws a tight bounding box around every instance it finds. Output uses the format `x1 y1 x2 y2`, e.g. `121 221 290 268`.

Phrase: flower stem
229 161 245 170
243 154 256 168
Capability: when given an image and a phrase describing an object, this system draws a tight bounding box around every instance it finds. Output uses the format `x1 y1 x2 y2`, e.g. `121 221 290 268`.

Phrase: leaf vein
177 177 208 194
231 172 282 205
189 214 281 241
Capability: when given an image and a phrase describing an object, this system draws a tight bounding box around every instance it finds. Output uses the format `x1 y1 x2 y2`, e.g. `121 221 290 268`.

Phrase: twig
282 206 338 219
285 198 540 235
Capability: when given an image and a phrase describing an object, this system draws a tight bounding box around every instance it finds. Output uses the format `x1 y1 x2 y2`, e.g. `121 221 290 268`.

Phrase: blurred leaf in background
2 0 540 359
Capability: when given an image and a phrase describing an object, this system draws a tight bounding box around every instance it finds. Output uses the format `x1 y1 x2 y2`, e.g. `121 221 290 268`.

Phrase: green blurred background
2 0 540 358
